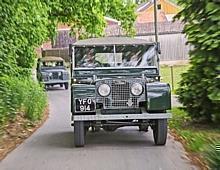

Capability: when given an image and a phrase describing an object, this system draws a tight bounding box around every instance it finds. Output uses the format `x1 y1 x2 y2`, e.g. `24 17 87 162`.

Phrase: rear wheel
64 83 68 90
74 121 85 147
153 119 167 145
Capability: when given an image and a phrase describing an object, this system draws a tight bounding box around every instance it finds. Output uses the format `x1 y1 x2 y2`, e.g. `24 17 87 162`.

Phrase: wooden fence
42 21 190 61
137 33 190 61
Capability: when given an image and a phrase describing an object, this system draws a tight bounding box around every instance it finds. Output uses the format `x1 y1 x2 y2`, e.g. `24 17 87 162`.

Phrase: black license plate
75 98 95 112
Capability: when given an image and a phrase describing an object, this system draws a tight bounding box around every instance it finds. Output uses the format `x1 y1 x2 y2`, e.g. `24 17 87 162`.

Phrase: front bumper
73 108 172 121
43 80 68 85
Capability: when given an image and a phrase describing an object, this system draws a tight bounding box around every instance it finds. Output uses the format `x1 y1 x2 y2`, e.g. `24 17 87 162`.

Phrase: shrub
0 76 47 126
175 1 220 122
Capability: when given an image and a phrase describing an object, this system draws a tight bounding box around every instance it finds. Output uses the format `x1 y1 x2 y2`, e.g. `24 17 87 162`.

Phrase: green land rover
69 37 171 147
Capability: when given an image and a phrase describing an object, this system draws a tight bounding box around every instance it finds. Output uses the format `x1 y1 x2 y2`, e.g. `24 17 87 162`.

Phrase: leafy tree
0 0 136 75
46 0 136 39
175 0 220 122
0 0 49 76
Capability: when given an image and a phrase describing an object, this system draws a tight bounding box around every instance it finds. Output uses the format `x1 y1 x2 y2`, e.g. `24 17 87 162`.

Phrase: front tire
64 83 68 90
74 121 85 147
153 119 167 145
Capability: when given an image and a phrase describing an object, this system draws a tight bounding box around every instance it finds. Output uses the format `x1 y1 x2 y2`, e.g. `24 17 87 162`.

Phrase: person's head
86 49 94 62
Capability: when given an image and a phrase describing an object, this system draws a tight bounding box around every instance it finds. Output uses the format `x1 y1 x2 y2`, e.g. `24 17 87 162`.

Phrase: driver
81 49 101 67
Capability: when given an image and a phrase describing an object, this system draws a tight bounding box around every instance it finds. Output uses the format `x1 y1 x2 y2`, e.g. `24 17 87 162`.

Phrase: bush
0 76 47 127
175 1 220 122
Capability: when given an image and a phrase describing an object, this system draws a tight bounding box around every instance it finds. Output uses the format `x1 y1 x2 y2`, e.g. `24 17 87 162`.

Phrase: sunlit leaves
47 0 136 38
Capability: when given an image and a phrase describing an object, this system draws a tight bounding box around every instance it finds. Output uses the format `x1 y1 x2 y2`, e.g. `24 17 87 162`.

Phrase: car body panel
146 83 171 111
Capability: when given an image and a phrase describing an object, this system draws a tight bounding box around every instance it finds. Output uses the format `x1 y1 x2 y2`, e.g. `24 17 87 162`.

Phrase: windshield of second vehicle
41 61 64 67
75 45 157 68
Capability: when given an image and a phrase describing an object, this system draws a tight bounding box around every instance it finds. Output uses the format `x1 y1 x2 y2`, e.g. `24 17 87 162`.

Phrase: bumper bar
73 111 172 121
43 80 68 85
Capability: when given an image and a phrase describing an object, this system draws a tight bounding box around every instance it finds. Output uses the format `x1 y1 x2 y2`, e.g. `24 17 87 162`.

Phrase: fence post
170 65 174 91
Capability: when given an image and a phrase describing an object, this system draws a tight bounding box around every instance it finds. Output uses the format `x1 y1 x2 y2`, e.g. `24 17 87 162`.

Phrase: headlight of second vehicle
131 83 143 96
98 84 111 97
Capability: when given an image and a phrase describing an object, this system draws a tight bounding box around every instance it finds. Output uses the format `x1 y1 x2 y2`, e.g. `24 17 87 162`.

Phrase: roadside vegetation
175 0 220 123
0 77 47 125
170 108 220 169
172 0 220 168
0 1 49 131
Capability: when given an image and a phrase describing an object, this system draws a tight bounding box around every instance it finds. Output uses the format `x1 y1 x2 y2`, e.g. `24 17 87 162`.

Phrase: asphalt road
0 87 197 170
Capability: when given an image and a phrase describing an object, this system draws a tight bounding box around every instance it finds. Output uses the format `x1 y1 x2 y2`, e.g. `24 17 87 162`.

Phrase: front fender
146 82 171 111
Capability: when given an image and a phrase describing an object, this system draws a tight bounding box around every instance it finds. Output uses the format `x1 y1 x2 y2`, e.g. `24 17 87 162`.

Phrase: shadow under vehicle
37 56 69 90
69 37 172 147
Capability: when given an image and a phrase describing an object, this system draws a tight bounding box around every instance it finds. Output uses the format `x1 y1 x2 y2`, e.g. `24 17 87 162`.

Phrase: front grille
97 79 145 109
52 72 62 80
112 80 129 101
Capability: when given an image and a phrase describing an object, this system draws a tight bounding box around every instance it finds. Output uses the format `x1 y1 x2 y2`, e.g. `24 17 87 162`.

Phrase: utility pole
153 0 158 43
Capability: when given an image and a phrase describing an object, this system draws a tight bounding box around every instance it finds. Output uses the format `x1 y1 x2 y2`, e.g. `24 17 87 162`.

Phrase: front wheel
74 121 85 147
64 83 68 90
152 119 167 145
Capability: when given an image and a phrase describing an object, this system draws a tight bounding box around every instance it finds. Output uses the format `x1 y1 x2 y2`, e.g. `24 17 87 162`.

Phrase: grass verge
160 65 189 93
170 107 220 169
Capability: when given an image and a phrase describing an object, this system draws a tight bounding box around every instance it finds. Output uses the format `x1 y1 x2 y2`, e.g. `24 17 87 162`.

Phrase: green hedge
0 76 47 127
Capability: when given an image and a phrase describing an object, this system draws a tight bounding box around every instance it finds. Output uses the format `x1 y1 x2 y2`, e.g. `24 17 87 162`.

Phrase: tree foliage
0 0 49 76
46 0 136 39
175 0 220 122
0 0 136 75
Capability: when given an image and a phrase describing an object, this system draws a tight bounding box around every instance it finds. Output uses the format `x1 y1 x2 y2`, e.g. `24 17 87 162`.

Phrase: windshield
75 45 157 68
40 61 64 68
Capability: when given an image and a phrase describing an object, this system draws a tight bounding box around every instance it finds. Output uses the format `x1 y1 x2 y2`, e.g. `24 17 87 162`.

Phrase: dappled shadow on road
35 127 155 150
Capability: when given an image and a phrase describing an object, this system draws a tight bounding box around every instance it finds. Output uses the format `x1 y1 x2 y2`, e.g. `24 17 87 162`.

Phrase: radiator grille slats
112 81 130 101
97 79 145 109
51 72 62 80
52 72 59 79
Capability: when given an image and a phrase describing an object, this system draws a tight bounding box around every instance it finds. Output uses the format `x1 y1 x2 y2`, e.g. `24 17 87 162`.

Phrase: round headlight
131 83 143 96
49 72 53 76
98 84 110 97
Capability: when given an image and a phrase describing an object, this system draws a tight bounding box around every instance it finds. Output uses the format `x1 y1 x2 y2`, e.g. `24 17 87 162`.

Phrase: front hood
73 67 158 79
